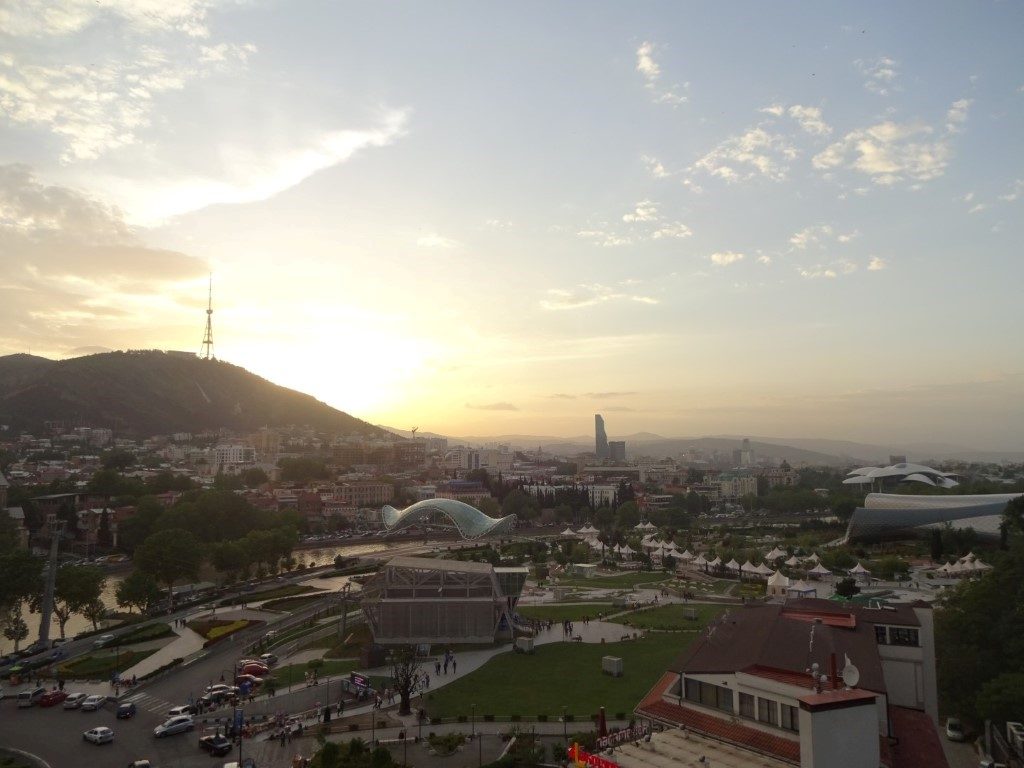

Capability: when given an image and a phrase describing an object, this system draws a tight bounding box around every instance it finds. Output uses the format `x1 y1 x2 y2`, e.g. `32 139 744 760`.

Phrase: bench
572 635 583 642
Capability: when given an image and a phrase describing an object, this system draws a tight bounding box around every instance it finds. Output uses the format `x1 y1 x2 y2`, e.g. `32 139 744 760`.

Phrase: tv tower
200 274 215 360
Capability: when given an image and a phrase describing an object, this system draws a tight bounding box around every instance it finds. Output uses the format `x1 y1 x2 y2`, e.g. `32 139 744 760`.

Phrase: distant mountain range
0 351 389 438
380 427 1020 465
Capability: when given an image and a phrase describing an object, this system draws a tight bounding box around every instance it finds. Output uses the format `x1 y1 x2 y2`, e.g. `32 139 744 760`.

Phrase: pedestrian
443 658 449 674
435 660 441 675
452 658 457 674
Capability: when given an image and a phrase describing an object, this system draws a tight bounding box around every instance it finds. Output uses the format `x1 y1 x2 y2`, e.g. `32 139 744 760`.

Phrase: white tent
767 569 791 596
784 555 801 567
692 553 708 567
740 560 759 576
725 558 741 573
948 560 965 575
958 552 976 563
707 556 722 568
755 562 774 576
643 521 658 530
642 539 659 551
805 553 821 564
765 547 787 562
619 544 636 557
665 541 679 551
808 563 832 578
935 562 953 573
578 525 599 535
787 580 817 598
849 562 871 575
612 544 623 553
678 550 694 561
560 527 577 537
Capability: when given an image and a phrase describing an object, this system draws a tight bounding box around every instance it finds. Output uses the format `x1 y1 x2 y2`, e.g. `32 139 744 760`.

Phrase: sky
1 1 1022 451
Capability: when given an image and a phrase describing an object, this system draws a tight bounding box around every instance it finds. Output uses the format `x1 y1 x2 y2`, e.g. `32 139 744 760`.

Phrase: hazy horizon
2 3 1022 452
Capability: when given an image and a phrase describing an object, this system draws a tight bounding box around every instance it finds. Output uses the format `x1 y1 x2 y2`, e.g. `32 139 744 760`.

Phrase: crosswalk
122 691 178 716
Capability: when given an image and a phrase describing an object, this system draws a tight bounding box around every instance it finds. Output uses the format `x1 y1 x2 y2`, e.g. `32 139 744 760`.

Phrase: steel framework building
845 492 1022 542
360 556 529 645
381 498 516 539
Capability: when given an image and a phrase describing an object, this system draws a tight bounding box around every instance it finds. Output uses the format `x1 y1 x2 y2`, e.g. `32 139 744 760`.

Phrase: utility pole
38 516 65 647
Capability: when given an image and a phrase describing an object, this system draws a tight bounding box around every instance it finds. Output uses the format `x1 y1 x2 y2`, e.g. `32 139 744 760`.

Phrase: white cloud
999 179 1024 202
868 256 887 271
788 105 832 136
757 254 772 265
622 200 658 223
651 222 692 239
813 120 952 186
0 0 215 38
102 110 409 224
963 192 975 203
484 219 512 229
856 56 899 95
576 227 632 247
417 232 460 249
635 41 687 106
642 155 672 179
945 98 972 133
789 224 857 249
540 283 658 311
710 251 744 266
199 42 258 64
799 266 838 279
691 127 797 183
760 104 785 116
968 203 986 214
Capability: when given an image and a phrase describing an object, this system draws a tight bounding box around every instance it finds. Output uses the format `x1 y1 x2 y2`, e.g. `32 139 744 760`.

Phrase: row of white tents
934 551 992 576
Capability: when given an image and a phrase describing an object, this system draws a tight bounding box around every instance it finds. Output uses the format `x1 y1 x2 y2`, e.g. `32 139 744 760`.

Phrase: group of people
432 649 457 676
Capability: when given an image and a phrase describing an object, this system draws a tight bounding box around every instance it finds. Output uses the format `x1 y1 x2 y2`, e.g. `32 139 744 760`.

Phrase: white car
205 683 231 694
167 704 194 717
63 692 88 709
83 726 114 744
80 694 107 711
93 634 115 648
945 717 965 742
154 714 194 737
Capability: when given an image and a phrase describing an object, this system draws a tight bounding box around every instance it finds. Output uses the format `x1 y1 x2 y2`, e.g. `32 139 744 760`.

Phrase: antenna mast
200 274 215 360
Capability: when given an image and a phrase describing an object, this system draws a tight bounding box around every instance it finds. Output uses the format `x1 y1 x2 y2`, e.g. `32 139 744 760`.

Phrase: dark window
875 625 888 644
781 704 799 732
889 627 919 646
687 680 733 714
758 697 778 726
700 681 718 708
717 686 733 714
684 678 700 703
739 692 755 719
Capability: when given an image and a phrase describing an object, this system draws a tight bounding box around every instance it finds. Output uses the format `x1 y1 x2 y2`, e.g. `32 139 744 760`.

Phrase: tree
50 565 107 639
930 528 943 562
134 528 202 608
83 598 107 631
834 578 860 598
1 606 28 651
975 672 1024 724
501 489 538 521
116 570 162 614
389 645 422 716
615 501 640 529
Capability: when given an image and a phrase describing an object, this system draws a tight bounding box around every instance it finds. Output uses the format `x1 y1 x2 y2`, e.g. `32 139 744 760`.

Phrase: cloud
691 127 797 183
710 251 744 266
0 164 207 356
813 118 954 186
0 0 215 38
622 200 658 222
760 104 785 116
103 110 409 223
585 392 637 399
798 259 858 279
540 283 659 311
635 41 687 106
999 179 1024 202
789 224 857 249
868 256 887 271
856 56 899 95
756 254 772 265
548 393 576 400
466 402 519 411
651 222 692 239
602 406 635 412
787 105 832 136
945 98 972 133
417 232 460 249
576 227 632 247
642 155 672 179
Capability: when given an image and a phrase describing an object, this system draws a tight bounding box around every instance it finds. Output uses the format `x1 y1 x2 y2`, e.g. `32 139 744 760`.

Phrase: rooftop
384 555 495 574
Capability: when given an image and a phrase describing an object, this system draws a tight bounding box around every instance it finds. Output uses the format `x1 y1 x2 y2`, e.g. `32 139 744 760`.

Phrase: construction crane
410 427 419 440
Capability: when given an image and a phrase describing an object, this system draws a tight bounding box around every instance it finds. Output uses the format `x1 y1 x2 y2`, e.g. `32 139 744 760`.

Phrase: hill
0 350 389 438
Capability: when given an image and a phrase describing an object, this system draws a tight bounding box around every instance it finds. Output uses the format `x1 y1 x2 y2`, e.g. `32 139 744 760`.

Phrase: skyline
2 2 1023 450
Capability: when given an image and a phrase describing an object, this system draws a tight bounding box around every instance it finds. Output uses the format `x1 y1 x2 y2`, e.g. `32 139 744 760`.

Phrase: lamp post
471 703 476 739
562 705 568 743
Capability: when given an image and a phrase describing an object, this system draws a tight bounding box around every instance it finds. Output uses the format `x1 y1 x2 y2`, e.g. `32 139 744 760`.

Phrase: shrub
484 714 494 722
457 715 467 723
510 714 520 722
537 714 548 722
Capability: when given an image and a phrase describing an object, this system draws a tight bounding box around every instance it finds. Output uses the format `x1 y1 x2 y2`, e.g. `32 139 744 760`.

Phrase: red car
241 663 268 677
235 674 263 687
39 690 68 707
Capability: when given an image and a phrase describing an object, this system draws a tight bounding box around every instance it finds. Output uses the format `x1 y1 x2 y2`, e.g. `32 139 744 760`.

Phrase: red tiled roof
636 681 800 765
889 707 949 768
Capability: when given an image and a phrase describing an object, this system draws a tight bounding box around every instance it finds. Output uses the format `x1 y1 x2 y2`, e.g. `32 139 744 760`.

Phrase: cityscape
1 4 1023 768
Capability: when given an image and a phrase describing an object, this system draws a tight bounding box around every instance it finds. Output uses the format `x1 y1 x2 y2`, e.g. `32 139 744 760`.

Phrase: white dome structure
843 462 959 489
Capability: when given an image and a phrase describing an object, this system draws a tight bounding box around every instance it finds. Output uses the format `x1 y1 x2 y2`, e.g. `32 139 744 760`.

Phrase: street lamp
471 703 475 739
562 705 568 742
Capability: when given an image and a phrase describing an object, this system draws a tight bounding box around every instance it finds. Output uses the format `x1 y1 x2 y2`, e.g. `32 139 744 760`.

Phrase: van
17 686 46 708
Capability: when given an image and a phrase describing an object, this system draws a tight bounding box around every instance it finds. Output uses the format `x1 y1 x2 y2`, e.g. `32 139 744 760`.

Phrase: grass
423 632 692 719
517 604 615 622
188 618 255 641
263 594 328 612
268 658 359 688
321 623 373 658
610 604 724 631
110 622 174 647
555 571 670 589
217 583 319 606
58 648 158 679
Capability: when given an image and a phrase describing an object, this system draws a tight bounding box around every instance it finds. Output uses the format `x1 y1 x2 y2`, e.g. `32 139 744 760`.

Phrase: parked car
94 634 115 649
259 653 278 666
49 648 67 661
83 726 115 745
117 702 137 719
235 674 262 687
39 690 69 707
63 692 88 709
205 683 232 695
946 717 965 742
199 734 233 756
223 761 256 768
126 761 152 768
154 715 194 737
240 663 269 677
16 687 47 708
81 694 107 711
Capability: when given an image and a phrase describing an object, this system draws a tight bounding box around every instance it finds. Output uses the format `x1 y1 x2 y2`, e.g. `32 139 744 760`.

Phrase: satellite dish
841 660 861 688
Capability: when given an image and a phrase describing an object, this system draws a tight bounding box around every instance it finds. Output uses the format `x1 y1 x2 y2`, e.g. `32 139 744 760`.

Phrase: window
700 681 718 708
758 697 778 726
717 685 734 714
685 679 733 713
875 625 888 644
685 678 700 703
781 704 799 732
739 692 755 719
889 627 919 647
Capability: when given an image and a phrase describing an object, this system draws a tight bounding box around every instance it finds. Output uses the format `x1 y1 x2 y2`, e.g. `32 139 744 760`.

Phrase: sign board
568 743 618 768
596 724 650 750
233 707 244 733
350 672 370 689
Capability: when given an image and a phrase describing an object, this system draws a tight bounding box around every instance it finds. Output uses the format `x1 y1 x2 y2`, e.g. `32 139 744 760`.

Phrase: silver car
154 714 194 737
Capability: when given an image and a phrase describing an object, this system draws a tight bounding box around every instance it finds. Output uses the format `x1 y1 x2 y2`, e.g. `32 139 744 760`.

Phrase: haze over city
2 2 1022 450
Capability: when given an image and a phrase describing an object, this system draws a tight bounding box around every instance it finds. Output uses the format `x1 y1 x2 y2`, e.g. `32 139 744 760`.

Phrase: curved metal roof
381 498 516 540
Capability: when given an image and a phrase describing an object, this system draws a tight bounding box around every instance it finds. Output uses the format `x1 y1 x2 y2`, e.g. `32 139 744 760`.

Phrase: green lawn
269 658 359 688
517 604 614 622
110 622 174 647
422 632 692 720
58 648 159 679
218 584 319 606
611 604 724 631
555 572 670 589
262 594 328 612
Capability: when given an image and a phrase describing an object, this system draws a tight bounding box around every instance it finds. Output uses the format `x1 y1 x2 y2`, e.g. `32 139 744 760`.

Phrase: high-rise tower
200 274 215 360
595 414 609 459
